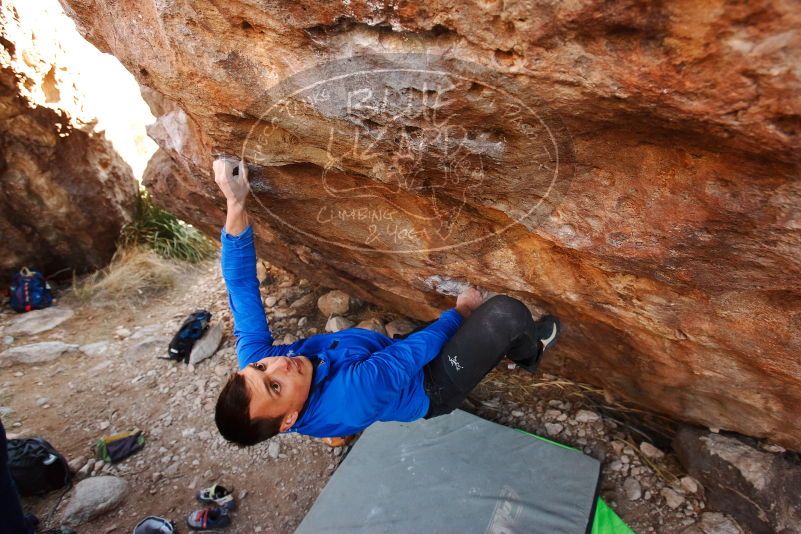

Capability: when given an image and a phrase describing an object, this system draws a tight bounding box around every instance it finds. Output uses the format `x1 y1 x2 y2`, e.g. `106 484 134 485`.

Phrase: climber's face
239 355 312 432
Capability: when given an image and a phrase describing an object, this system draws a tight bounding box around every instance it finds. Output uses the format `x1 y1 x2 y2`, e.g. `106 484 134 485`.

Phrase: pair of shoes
518 315 561 373
186 484 236 530
186 507 231 530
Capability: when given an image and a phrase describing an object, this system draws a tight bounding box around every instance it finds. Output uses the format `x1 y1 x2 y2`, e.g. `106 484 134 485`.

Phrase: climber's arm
214 157 303 367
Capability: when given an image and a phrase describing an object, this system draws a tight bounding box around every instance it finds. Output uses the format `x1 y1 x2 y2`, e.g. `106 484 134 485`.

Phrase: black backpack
166 310 211 363
7 437 72 496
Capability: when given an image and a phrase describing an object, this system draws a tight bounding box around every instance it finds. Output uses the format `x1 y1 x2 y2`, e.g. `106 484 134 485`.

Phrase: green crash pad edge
515 428 634 534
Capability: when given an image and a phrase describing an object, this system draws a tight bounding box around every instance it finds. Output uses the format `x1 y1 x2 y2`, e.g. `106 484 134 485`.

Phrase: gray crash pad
296 409 602 534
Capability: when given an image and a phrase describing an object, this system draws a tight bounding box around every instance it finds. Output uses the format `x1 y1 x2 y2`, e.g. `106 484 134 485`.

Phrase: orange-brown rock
64 0 801 449
0 5 137 279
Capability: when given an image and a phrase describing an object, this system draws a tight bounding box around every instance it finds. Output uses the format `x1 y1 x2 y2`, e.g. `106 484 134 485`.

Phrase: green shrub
121 189 216 263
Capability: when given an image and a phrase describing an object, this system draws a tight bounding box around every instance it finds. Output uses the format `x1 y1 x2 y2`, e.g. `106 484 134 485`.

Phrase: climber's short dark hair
215 373 281 446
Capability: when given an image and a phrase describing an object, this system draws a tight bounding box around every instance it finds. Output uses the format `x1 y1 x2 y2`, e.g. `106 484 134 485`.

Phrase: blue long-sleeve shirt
220 225 463 437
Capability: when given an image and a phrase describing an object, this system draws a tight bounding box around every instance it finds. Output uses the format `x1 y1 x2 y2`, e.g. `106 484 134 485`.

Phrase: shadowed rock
674 427 801 534
0 6 137 279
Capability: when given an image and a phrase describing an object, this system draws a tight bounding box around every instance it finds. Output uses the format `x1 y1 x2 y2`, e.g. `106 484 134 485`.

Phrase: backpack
166 310 211 363
7 437 72 496
94 429 145 463
9 267 53 313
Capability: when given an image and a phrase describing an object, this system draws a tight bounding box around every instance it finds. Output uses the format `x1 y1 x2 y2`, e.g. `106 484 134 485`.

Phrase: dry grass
69 246 179 307
469 368 684 484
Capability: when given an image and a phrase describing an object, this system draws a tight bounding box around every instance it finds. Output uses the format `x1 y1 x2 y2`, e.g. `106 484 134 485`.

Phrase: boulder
5 307 74 336
385 318 418 339
0 4 137 280
317 290 352 317
673 426 801 534
61 0 801 449
0 341 78 367
61 476 128 527
189 321 223 364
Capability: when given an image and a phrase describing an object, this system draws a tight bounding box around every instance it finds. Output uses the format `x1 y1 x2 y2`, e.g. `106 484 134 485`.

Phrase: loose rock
681 475 700 494
680 512 745 534
268 440 280 459
317 290 351 316
189 321 223 364
0 341 79 367
624 477 642 501
325 316 354 333
640 442 665 460
384 318 416 339
290 293 316 311
544 423 563 436
79 341 111 358
61 476 129 527
575 410 600 423
6 307 74 336
661 487 685 509
354 318 386 335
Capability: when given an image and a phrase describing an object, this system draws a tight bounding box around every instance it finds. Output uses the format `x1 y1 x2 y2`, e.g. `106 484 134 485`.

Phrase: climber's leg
423 295 560 418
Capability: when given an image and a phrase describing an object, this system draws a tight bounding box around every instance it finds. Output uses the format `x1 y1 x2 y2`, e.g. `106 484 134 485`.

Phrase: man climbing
213 157 561 445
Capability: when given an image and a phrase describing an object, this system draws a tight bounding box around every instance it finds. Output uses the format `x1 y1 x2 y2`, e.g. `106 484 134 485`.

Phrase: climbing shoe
186 507 231 530
196 483 236 510
517 314 561 373
536 315 561 354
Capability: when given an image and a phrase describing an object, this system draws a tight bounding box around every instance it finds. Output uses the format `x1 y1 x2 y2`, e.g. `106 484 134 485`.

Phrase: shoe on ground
196 483 236 510
186 507 231 531
133 516 175 534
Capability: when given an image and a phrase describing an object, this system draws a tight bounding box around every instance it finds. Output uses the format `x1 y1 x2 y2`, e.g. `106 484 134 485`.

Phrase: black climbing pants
414 295 544 419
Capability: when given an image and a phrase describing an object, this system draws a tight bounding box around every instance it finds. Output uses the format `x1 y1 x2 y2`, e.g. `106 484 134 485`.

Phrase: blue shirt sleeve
354 308 464 395
220 225 305 368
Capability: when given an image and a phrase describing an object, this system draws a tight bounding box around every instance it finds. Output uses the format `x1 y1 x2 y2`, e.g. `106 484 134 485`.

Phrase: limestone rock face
61 1 801 448
0 3 137 279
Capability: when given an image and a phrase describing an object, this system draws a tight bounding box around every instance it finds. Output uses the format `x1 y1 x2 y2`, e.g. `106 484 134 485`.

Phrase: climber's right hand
213 156 250 208
456 287 484 318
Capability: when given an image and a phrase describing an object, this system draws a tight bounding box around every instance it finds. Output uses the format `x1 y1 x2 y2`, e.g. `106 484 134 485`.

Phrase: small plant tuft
121 188 216 263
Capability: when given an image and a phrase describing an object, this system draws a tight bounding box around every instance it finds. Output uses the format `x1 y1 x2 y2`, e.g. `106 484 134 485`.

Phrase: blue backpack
9 267 53 313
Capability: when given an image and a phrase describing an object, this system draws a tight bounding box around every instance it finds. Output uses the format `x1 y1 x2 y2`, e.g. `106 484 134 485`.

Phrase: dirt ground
1 254 709 533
